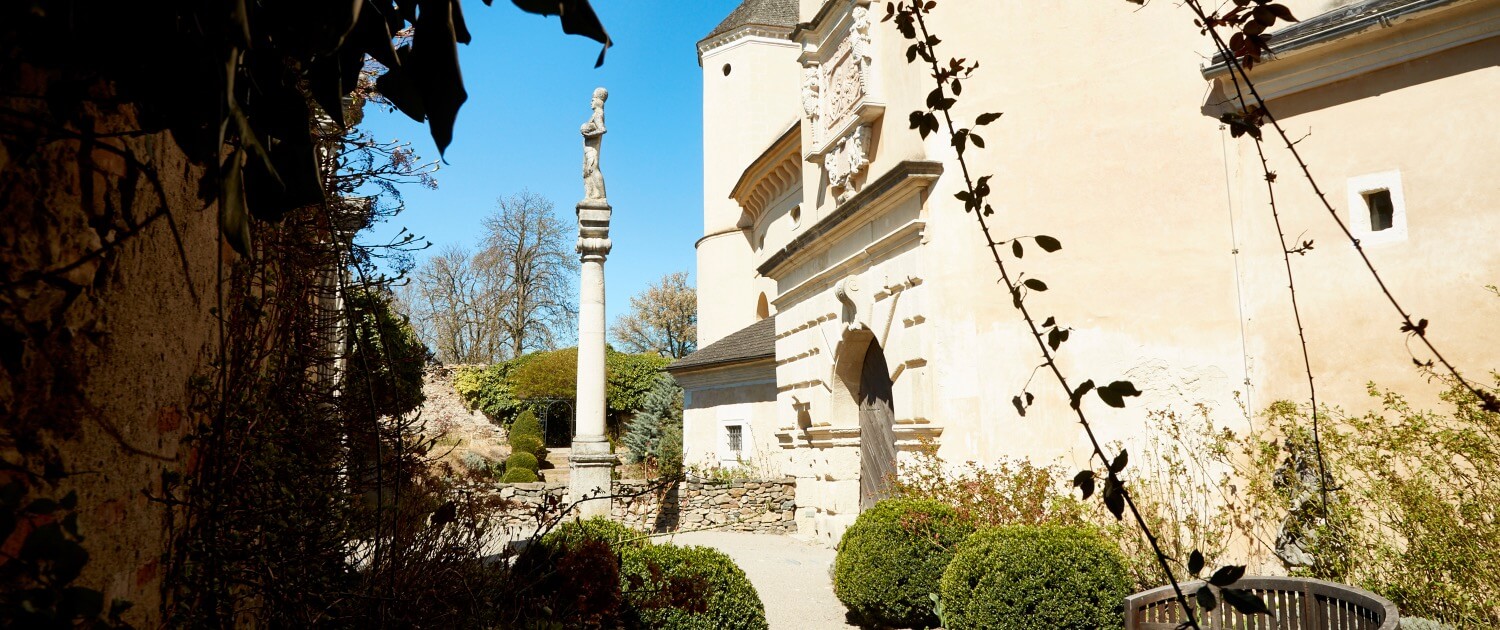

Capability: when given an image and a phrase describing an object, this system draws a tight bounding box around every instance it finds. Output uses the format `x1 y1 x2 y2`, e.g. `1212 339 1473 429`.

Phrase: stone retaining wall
490 477 796 536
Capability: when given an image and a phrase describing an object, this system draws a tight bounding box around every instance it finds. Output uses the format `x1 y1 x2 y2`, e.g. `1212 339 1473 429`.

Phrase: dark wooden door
858 341 897 510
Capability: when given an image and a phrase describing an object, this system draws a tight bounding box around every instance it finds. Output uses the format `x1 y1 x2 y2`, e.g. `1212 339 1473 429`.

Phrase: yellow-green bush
833 498 975 628
938 525 1130 630
499 467 538 483
505 451 538 473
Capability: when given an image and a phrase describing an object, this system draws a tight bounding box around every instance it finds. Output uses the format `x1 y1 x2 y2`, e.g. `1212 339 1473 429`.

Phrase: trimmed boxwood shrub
542 517 648 553
500 467 538 483
833 498 975 628
505 451 539 473
509 434 545 459
620 544 767 630
938 525 1131 630
510 410 543 441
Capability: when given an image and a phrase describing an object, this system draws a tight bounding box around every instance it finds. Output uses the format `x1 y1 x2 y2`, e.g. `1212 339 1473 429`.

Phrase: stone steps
540 447 570 485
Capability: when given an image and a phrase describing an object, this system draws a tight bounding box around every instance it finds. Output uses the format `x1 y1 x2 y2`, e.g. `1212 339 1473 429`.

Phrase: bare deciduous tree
482 191 578 358
399 191 577 363
610 271 696 359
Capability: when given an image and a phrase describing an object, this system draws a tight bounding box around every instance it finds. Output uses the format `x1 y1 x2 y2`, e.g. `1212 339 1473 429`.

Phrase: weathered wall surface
490 477 797 537
1 63 219 625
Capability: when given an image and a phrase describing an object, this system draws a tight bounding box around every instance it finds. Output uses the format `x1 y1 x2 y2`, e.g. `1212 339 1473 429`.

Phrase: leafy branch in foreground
1165 0 1499 415
886 2 1272 626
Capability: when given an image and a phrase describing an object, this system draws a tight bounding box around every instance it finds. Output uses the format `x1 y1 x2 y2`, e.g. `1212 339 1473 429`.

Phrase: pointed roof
703 0 799 42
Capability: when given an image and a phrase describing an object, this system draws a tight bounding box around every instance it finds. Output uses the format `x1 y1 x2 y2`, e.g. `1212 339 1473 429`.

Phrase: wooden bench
1125 576 1398 630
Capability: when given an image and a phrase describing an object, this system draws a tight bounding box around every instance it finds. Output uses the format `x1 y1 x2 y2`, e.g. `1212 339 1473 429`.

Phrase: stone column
570 87 616 516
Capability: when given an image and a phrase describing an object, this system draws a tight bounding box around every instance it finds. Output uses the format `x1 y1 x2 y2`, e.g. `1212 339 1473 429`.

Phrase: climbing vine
884 2 1272 626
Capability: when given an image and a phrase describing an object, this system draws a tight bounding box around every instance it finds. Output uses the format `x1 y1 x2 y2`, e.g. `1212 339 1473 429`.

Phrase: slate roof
668 316 776 372
702 0 799 42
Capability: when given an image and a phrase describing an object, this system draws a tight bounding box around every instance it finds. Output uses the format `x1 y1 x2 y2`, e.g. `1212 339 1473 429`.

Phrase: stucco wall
698 30 804 345
1 64 220 625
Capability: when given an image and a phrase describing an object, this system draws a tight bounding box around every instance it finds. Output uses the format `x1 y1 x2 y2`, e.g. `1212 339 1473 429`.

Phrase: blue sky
361 1 743 338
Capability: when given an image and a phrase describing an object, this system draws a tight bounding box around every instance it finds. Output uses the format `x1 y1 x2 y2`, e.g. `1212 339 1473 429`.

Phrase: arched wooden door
858 341 897 510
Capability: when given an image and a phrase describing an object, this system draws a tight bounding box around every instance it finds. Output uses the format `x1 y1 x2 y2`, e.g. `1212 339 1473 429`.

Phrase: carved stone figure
851 5 873 66
802 65 822 135
580 87 608 201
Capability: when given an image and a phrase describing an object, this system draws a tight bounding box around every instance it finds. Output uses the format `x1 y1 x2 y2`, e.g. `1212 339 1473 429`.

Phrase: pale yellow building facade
672 0 1500 545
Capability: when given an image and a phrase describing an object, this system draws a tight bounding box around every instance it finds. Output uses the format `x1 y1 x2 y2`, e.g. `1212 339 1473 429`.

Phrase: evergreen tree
622 374 683 470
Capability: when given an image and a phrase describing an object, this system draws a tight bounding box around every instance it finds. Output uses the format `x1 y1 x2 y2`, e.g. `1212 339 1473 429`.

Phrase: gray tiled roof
703 0 799 41
668 316 776 372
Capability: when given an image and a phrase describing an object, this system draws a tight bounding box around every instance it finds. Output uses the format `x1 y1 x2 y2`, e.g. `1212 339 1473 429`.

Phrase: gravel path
667 531 858 630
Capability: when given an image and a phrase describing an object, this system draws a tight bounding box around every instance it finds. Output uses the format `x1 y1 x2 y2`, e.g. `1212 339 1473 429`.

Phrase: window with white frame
1347 171 1408 245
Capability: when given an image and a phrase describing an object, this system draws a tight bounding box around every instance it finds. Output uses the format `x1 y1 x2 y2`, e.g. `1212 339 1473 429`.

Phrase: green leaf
1208 565 1246 587
1221 588 1272 616
1072 470 1095 499
220 150 253 256
1102 476 1125 520
1096 380 1142 408
1195 585 1217 612
1189 550 1205 576
1069 380 1095 409
1109 449 1128 473
414 0 469 156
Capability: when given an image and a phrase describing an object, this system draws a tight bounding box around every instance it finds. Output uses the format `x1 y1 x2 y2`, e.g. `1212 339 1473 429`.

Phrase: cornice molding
1201 0 1494 103
757 160 943 278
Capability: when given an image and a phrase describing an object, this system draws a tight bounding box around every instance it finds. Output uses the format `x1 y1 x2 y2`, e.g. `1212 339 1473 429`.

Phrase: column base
568 440 617 519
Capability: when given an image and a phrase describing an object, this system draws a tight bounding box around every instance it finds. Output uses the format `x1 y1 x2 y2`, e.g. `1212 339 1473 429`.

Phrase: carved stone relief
825 124 871 203
800 2 881 204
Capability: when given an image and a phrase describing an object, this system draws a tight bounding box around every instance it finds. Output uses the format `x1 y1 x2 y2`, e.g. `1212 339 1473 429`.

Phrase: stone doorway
858 340 897 510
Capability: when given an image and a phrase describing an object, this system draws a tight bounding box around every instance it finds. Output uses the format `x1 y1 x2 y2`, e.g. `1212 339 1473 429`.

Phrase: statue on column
581 87 608 202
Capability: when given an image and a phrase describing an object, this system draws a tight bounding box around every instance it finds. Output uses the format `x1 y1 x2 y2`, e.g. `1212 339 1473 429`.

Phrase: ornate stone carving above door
825 124 871 203
798 1 884 203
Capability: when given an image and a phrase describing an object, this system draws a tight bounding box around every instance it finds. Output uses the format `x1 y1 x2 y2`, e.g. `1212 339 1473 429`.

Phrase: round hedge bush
500 466 539 483
510 434 545 459
505 451 539 473
938 525 1131 630
833 498 976 628
542 516 648 553
510 410 543 440
620 544 767 630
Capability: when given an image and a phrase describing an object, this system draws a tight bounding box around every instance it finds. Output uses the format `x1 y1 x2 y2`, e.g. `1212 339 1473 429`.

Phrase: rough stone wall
490 477 797 537
419 366 509 473
1 63 219 625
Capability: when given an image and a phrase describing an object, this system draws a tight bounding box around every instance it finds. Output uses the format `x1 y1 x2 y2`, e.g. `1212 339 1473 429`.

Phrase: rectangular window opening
725 425 743 453
1364 189 1394 232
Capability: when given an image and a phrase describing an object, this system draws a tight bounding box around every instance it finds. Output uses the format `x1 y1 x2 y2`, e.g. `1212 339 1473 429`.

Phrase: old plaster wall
698 25 802 345
1 64 220 624
718 0 1500 546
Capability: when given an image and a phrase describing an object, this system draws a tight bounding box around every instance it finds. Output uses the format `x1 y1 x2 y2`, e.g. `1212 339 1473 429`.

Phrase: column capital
577 200 613 259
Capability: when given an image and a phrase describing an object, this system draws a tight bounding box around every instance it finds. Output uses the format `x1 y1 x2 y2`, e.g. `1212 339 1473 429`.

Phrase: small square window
725 425 743 453
1364 190 1394 232
1347 171 1407 245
